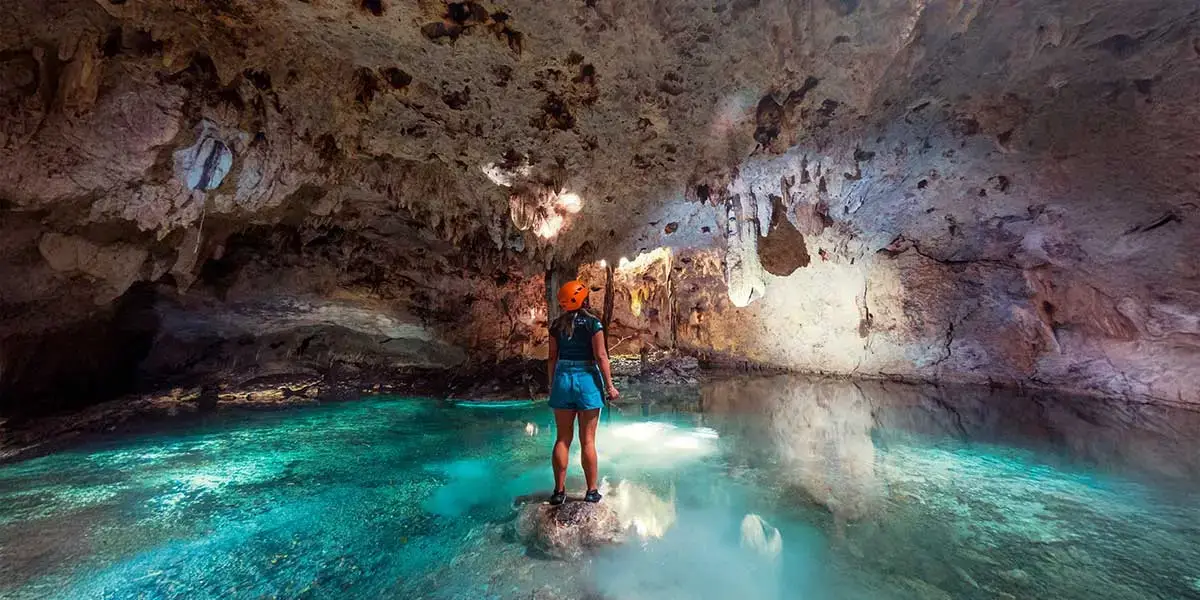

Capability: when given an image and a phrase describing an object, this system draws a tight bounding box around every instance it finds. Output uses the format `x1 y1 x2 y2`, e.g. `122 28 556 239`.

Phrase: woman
547 280 619 505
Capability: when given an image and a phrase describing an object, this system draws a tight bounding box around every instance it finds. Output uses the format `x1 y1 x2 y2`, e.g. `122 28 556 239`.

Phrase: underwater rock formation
1 0 1199 412
740 514 784 562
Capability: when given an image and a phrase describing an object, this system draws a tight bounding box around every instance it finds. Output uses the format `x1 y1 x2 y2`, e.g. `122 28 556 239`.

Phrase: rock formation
1 0 1199 414
516 500 625 560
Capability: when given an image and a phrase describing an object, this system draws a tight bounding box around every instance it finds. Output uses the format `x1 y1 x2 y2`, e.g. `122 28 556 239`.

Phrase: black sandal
549 489 567 505
584 489 602 503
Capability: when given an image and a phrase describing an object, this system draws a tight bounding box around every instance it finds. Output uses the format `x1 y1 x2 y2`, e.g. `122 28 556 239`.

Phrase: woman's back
554 312 602 361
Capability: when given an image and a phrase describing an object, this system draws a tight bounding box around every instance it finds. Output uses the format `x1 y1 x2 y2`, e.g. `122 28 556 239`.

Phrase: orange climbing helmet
557 280 589 311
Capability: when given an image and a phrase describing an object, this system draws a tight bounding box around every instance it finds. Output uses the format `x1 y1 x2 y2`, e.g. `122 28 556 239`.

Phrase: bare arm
591 330 619 400
547 336 558 392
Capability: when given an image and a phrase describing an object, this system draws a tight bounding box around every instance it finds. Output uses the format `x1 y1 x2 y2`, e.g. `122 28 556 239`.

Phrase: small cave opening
0 283 160 421
361 0 384 16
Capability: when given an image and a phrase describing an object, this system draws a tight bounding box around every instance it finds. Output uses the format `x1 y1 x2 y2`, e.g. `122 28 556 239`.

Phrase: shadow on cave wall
0 282 160 421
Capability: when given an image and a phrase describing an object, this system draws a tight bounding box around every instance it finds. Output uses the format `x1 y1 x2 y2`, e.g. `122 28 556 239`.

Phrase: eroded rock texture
516 500 625 560
1 0 1198 412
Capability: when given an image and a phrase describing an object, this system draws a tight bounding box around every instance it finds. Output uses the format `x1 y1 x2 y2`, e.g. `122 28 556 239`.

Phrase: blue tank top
555 313 604 361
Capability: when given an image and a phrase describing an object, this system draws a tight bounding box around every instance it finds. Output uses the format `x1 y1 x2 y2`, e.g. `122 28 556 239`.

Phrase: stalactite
666 251 677 350
602 264 614 352
724 193 767 308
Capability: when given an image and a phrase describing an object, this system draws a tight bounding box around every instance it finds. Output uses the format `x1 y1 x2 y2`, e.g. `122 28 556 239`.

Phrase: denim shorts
549 360 606 411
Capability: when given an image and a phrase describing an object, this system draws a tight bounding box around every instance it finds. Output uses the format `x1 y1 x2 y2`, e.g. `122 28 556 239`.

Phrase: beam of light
599 259 607 268
535 212 565 239
556 192 583 214
481 162 531 187
616 247 671 272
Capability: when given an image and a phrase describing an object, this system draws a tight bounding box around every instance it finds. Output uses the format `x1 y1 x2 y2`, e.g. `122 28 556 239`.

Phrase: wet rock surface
516 499 625 561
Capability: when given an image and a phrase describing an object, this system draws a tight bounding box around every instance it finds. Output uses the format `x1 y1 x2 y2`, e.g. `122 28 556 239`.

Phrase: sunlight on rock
555 192 583 214
174 120 233 192
534 212 565 239
725 191 767 308
616 247 670 273
509 187 581 240
480 161 531 187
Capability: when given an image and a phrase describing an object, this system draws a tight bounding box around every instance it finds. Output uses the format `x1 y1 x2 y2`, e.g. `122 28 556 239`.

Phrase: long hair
551 305 601 340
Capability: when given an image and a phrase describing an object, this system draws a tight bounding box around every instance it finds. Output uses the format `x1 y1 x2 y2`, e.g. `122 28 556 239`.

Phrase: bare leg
578 408 602 491
552 409 576 492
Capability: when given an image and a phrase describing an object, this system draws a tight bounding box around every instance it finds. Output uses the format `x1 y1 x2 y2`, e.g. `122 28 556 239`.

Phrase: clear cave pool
1 376 1199 600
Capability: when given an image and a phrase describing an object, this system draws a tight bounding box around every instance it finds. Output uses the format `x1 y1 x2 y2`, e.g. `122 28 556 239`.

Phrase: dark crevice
0 283 160 420
753 94 784 146
1096 33 1142 59
354 68 379 105
785 76 820 105
383 67 412 89
421 22 463 42
447 2 488 25
1125 212 1181 234
534 94 574 130
930 321 955 368
244 69 272 91
361 0 383 16
102 28 123 57
441 86 470 110
816 98 839 119
908 242 1017 269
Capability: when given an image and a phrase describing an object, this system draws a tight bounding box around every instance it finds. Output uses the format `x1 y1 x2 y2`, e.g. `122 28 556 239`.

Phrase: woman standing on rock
547 280 619 505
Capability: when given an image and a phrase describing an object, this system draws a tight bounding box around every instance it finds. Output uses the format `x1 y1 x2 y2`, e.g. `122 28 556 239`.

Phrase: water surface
1 376 1198 599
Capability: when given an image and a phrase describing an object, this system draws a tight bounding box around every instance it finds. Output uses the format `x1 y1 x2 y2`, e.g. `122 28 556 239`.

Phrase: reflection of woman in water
547 280 619 505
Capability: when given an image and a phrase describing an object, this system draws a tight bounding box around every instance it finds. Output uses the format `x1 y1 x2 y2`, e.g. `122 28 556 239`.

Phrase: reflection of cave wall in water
701 375 1200 496
702 376 882 524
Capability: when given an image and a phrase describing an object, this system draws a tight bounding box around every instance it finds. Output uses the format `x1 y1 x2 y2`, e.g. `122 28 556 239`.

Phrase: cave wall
0 0 1199 409
584 219 1199 406
587 0 1200 406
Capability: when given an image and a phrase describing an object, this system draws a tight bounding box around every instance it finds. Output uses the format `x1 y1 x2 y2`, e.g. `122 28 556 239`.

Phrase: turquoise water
1 376 1198 599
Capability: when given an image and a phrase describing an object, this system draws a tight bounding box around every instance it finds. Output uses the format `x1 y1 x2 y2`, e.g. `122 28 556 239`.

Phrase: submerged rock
740 514 783 562
516 500 625 560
